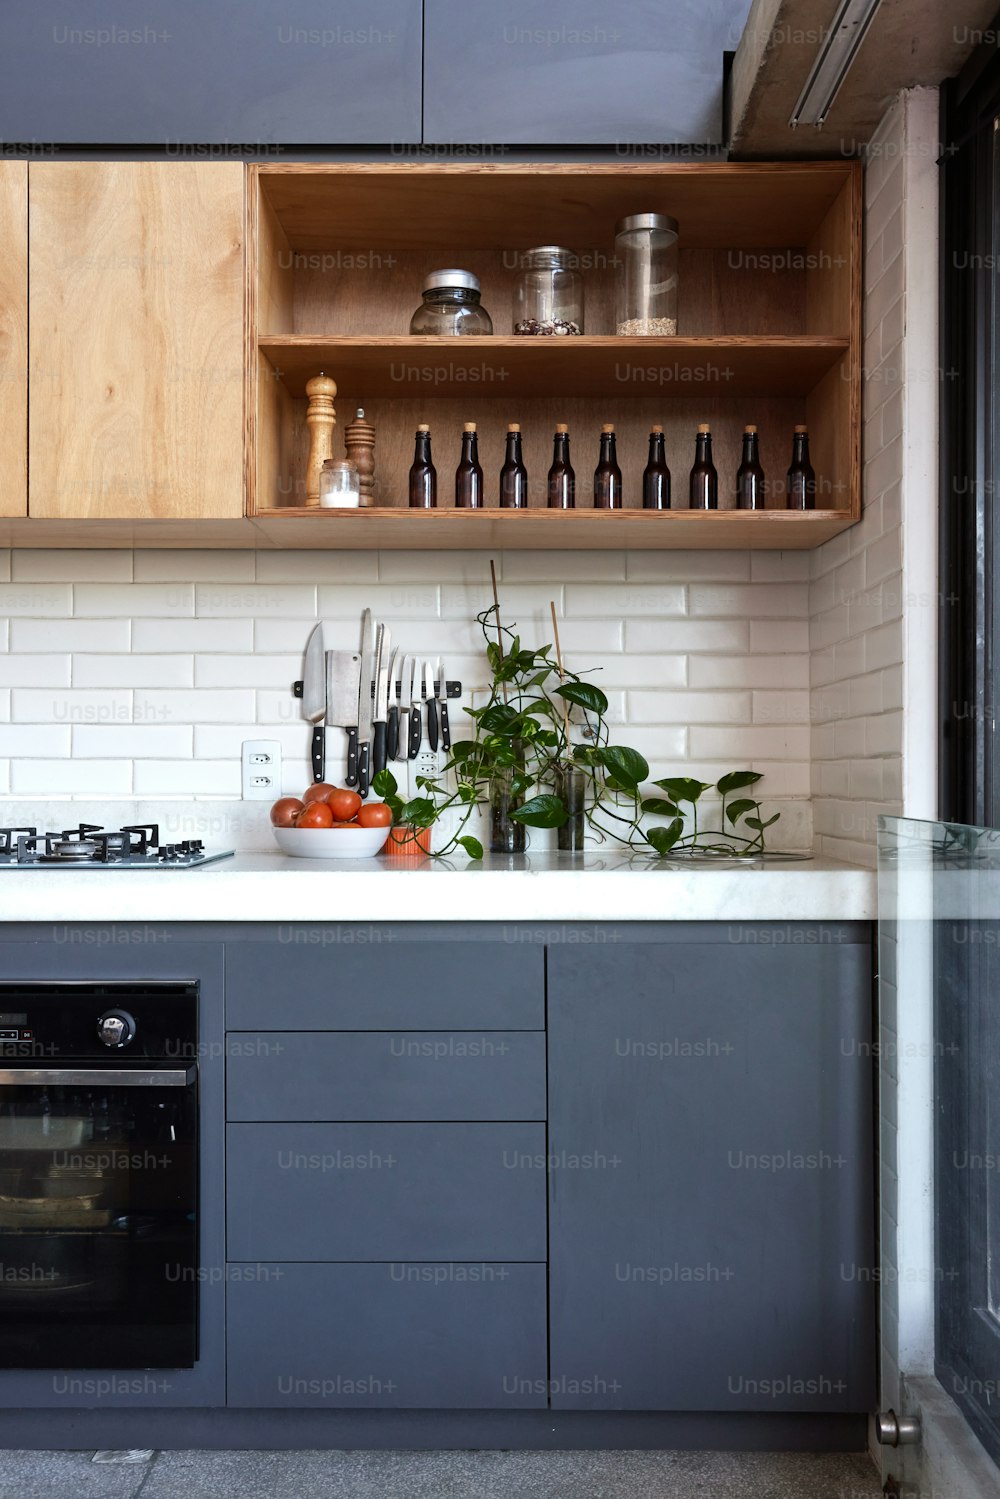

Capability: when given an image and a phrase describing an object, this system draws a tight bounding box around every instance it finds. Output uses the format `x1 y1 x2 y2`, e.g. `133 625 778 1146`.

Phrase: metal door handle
0 1067 194 1088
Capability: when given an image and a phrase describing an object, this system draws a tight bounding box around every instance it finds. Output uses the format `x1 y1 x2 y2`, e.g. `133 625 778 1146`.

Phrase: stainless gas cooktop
0 823 234 870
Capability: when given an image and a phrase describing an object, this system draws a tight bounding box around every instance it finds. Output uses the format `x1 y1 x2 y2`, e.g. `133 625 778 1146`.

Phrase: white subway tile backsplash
258 551 380 583
134 689 255 724
564 583 686 618
11 759 132 795
194 655 299 689
132 619 254 653
0 583 73 617
689 584 809 619
11 619 131 654
626 551 750 583
341 582 440 619
195 583 316 618
627 690 751 725
75 583 194 618
691 655 808 690
689 726 811 761
73 655 194 689
749 553 811 582
0 691 8 722
132 761 242 796
133 549 256 583
749 620 809 655
752 691 810 725
439 584 551 622
11 689 132 724
12 550 133 582
501 550 626 583
0 725 71 757
0 655 72 688
73 725 193 758
626 619 747 654
573 654 686 689
0 551 9 582
0 618 7 651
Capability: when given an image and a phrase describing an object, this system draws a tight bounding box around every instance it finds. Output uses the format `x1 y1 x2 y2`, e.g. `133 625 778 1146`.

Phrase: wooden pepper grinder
305 372 337 507
344 406 376 508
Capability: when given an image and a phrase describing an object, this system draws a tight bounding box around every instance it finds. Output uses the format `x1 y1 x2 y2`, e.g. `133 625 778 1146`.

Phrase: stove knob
97 1009 136 1049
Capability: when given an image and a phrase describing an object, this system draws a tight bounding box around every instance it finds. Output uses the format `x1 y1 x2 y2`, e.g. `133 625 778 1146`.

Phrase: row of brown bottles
408 422 816 510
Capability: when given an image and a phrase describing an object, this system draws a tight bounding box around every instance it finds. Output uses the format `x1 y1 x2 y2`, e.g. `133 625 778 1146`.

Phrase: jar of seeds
614 213 679 336
512 247 584 336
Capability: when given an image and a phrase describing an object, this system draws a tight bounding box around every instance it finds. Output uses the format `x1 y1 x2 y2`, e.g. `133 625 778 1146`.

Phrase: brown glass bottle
547 424 576 510
642 424 671 510
408 423 437 509
594 423 623 510
736 424 766 510
689 423 718 509
455 421 483 509
786 424 816 510
499 422 529 509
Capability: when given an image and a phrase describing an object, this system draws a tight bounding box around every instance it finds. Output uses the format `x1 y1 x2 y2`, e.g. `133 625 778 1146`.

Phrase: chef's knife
424 659 439 753
372 626 391 778
326 649 362 788
385 647 401 762
357 608 376 798
396 655 413 762
437 657 451 751
407 655 422 759
302 623 326 783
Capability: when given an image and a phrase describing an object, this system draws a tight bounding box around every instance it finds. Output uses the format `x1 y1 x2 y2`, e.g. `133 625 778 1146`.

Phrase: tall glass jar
614 213 679 336
409 270 493 336
513 247 584 336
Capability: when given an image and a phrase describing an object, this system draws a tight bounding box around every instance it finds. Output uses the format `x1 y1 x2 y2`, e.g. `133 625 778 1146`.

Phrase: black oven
0 982 198 1369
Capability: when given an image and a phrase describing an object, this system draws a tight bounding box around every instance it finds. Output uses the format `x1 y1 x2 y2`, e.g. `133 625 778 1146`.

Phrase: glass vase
555 763 587 852
489 763 526 854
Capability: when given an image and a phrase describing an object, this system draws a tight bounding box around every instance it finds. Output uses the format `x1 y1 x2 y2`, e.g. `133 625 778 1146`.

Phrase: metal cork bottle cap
507 423 520 432
651 424 663 433
601 423 615 434
555 423 569 433
697 423 711 434
417 423 430 432
463 422 477 433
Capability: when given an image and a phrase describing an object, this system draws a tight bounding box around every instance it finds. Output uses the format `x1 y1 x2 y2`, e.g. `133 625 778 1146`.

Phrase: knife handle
311 725 325 783
427 698 439 753
440 700 451 752
408 705 422 758
386 706 399 762
345 727 359 787
373 721 387 779
358 742 370 799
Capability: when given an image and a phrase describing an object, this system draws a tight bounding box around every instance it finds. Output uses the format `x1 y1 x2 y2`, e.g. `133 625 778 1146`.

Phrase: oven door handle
0 1067 195 1088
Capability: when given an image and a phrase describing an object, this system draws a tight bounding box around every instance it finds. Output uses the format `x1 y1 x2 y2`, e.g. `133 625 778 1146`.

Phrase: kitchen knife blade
302 623 326 783
356 608 376 798
407 655 422 759
396 655 413 762
326 649 362 788
373 627 391 778
424 659 439 753
436 657 452 751
385 647 401 762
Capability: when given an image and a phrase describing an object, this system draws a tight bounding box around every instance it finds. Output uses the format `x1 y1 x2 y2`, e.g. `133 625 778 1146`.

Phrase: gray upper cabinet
423 0 751 146
0 1 422 145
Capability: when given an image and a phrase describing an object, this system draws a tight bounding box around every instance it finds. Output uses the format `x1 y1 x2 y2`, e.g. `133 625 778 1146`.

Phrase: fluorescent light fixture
789 0 884 128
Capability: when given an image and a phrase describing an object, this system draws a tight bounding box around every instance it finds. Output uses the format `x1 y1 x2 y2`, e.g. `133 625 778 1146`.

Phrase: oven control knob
97 1010 136 1049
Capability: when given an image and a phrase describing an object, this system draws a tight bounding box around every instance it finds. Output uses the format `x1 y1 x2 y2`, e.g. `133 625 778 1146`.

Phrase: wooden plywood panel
0 163 27 518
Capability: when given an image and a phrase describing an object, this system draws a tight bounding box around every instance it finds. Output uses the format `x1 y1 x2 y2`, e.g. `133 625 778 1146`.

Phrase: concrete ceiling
729 0 999 157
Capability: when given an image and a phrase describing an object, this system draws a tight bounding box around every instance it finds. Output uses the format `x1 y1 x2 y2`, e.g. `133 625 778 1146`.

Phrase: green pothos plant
372 605 780 860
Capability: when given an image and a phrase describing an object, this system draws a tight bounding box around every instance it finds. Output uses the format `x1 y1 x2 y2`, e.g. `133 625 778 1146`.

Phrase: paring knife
385 647 401 762
437 657 451 751
302 623 326 783
372 626 391 778
396 655 413 763
407 655 422 759
356 608 376 798
424 659 439 753
326 649 362 788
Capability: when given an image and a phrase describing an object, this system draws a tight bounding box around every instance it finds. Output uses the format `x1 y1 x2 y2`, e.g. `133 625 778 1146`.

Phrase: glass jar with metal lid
615 213 679 336
409 269 494 336
512 246 584 336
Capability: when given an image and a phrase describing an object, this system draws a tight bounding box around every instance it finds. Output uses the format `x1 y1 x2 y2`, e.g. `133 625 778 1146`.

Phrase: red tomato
327 788 363 822
296 801 334 828
358 802 392 828
302 782 339 805
270 797 304 827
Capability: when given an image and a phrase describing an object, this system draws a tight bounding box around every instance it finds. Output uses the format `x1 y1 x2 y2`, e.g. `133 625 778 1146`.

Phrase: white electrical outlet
241 739 282 800
409 745 442 798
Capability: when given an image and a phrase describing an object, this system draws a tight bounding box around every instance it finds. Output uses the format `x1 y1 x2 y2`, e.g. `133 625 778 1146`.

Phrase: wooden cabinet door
28 162 245 519
0 162 27 518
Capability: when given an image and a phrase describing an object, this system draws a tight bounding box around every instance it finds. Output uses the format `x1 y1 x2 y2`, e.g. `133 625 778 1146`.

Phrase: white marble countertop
0 850 876 924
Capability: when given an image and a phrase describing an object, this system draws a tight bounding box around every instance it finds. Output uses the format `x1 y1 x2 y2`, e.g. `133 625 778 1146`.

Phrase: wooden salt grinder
305 372 337 506
345 406 376 507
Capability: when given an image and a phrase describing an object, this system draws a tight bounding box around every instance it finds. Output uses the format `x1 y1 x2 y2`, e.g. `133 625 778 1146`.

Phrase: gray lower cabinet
227 1263 548 1408
227 1122 547 1262
547 936 876 1411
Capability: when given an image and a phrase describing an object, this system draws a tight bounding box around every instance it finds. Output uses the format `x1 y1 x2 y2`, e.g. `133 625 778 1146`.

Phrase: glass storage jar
318 458 360 508
512 246 584 335
409 270 493 336
614 213 679 336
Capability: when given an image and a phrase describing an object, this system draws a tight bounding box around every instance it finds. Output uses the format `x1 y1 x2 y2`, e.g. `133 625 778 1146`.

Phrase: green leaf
371 768 397 799
458 835 484 860
479 703 520 735
555 681 609 715
599 745 649 790
398 797 436 828
486 641 502 671
746 812 780 831
716 770 763 795
647 819 685 854
508 794 569 828
654 776 711 803
725 798 759 825
641 797 682 818
486 739 521 768
572 744 601 766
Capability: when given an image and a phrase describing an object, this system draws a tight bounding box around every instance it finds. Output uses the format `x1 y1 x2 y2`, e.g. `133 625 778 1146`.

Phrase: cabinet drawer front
225 938 543 1030
227 1123 547 1261
227 1262 547 1408
227 1032 546 1122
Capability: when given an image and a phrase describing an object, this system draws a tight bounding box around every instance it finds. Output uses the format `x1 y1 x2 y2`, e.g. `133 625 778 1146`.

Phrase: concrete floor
0 1448 882 1499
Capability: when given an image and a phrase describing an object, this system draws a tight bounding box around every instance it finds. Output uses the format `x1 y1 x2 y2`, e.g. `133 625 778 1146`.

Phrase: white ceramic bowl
272 824 391 859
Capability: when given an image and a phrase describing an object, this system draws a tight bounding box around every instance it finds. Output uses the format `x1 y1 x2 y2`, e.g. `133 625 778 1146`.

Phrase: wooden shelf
250 507 855 550
257 335 849 401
